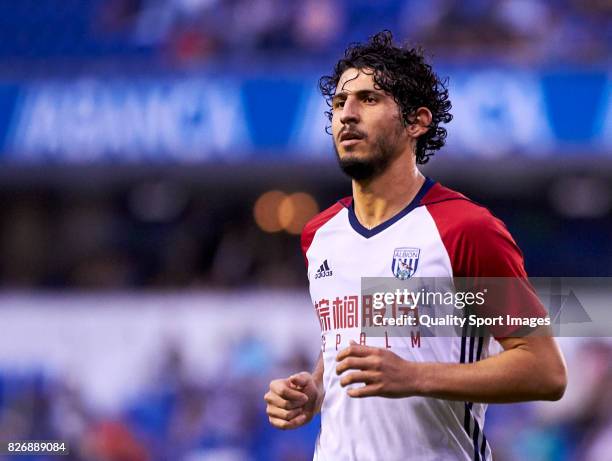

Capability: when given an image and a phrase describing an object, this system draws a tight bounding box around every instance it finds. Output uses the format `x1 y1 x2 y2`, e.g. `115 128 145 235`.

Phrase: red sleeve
427 200 527 278
424 187 548 338
300 200 348 269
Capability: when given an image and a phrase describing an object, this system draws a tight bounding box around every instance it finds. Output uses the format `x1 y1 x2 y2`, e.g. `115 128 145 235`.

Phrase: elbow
542 362 568 401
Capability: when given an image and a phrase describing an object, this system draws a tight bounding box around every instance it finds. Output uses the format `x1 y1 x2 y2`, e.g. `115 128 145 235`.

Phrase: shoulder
421 183 525 277
302 197 350 243
300 197 350 264
421 182 501 236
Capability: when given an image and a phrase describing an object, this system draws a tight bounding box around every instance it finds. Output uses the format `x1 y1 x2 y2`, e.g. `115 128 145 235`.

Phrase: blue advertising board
0 69 609 163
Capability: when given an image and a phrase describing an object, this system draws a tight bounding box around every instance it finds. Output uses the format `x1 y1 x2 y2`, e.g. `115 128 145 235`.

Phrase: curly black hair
319 30 452 164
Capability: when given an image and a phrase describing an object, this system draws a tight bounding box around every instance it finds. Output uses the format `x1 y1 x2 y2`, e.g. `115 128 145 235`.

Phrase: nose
339 97 360 125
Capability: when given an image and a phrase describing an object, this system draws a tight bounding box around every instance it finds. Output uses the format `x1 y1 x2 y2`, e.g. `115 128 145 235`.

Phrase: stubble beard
334 128 404 182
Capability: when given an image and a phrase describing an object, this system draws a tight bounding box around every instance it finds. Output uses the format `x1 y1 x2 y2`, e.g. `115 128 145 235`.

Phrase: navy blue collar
344 177 435 238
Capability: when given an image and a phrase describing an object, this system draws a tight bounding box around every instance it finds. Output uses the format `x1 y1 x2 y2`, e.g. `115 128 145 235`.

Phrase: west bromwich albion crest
391 247 420 280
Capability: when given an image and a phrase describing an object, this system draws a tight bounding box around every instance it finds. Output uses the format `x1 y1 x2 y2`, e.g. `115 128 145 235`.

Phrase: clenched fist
264 371 323 430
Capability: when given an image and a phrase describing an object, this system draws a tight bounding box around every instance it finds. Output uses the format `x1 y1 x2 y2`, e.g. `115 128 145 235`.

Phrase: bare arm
415 334 567 402
311 351 325 412
336 329 567 403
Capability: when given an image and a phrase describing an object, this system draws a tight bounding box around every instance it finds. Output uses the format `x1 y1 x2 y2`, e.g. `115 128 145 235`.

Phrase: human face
331 68 408 180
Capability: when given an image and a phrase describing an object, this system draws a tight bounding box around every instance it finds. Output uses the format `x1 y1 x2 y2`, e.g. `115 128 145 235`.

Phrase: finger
339 371 374 387
270 381 309 403
347 384 382 398
264 391 307 410
336 356 373 375
336 343 376 362
266 404 304 421
269 413 308 430
289 372 311 388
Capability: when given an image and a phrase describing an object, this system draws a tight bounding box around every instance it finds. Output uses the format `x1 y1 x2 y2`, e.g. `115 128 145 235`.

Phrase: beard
334 130 403 181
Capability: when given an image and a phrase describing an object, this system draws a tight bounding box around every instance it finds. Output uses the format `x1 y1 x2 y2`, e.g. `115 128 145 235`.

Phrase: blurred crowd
0 0 609 67
0 339 611 461
96 0 612 65
0 183 307 289
0 340 319 461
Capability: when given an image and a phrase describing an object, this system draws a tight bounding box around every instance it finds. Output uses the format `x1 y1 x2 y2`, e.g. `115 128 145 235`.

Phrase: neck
352 153 425 229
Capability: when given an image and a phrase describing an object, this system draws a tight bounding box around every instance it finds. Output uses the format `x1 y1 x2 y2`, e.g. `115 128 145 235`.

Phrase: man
264 31 567 461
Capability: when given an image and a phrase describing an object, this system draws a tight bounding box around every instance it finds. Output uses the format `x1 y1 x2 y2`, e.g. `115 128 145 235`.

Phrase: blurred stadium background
0 0 610 460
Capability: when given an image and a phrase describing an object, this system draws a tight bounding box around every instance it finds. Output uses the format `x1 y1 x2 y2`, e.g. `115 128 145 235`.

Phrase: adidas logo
314 260 333 279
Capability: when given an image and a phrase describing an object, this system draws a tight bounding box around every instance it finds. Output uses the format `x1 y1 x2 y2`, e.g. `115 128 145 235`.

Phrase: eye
364 95 377 104
333 99 345 109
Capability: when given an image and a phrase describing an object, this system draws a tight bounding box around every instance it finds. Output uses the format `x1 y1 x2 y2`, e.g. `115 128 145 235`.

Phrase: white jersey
301 178 544 461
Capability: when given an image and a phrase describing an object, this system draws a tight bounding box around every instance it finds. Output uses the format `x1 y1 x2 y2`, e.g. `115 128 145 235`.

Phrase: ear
406 107 432 138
